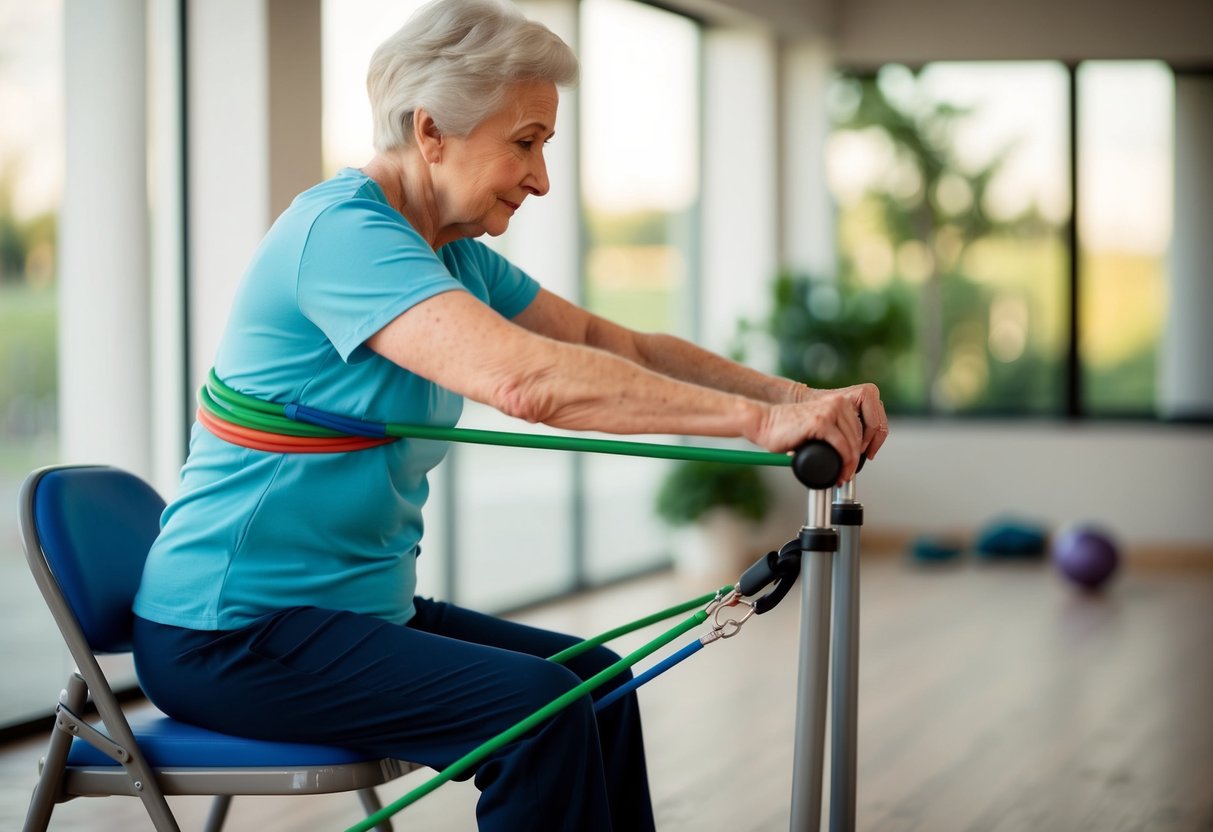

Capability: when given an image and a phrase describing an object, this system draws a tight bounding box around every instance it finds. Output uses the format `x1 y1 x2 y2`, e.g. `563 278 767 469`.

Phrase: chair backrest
20 465 166 655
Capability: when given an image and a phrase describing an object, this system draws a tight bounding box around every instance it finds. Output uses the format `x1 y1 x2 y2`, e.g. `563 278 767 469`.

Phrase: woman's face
434 80 558 239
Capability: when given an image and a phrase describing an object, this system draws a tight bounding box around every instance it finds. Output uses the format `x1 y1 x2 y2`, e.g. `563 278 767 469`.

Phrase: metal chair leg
357 787 394 832
22 678 85 832
202 795 232 832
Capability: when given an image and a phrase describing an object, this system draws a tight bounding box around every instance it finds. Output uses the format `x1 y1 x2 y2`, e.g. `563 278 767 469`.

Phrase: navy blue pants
132 598 655 831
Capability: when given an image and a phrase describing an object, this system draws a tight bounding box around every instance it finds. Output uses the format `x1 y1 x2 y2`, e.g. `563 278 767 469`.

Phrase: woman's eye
517 140 534 150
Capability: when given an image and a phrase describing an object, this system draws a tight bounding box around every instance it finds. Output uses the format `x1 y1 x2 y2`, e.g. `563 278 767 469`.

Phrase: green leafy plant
654 460 772 527
737 271 916 404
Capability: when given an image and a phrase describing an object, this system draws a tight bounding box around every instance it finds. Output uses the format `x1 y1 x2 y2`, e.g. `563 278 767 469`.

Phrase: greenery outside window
819 62 1070 416
0 1 65 729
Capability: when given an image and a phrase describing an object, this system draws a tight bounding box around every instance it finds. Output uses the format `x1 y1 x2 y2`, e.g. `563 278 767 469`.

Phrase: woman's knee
517 656 585 707
568 644 632 686
502 647 630 718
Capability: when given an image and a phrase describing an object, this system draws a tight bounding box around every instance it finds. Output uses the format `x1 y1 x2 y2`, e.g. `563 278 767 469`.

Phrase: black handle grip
738 550 780 598
737 540 805 615
792 440 843 489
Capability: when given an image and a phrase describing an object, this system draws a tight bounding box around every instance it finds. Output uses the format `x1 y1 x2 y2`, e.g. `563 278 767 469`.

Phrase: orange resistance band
196 407 396 454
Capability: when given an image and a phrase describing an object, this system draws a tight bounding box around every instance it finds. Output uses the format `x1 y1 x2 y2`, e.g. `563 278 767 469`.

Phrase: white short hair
367 0 579 152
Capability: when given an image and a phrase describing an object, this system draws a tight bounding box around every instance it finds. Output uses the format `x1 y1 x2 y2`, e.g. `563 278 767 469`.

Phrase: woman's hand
770 382 889 480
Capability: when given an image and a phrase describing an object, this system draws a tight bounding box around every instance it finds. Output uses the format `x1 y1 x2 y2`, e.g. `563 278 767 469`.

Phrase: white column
59 0 150 475
496 0 581 300
779 37 836 279
700 27 779 355
1160 72 1213 419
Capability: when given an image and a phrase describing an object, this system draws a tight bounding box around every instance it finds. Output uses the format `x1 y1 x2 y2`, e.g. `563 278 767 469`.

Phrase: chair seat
67 708 381 768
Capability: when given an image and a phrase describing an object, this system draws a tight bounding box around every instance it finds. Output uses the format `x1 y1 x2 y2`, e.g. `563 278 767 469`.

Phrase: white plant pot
671 508 765 582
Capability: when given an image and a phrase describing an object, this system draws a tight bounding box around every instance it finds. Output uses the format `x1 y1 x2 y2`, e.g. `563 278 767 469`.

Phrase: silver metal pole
789 488 837 831
829 478 862 832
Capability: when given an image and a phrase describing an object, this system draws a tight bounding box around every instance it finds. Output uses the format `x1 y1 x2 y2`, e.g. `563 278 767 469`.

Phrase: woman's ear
413 108 444 164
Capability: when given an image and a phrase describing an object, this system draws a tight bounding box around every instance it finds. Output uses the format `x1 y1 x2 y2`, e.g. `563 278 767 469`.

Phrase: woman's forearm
625 331 807 405
496 337 772 442
514 290 808 406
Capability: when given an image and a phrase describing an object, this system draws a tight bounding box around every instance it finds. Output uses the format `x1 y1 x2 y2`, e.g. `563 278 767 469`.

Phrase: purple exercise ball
1051 525 1120 589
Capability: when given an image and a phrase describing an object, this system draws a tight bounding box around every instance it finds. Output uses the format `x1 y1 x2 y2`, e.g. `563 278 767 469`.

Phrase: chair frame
19 464 418 832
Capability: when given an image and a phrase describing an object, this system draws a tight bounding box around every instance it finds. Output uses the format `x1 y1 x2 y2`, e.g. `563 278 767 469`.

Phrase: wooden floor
2 550 1211 831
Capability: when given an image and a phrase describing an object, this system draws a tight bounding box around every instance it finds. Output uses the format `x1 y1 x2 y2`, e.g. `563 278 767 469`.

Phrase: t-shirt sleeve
296 198 465 362
460 240 541 320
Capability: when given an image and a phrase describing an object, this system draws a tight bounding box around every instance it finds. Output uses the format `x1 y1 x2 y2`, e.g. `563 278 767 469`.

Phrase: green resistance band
202 369 794 469
345 587 729 832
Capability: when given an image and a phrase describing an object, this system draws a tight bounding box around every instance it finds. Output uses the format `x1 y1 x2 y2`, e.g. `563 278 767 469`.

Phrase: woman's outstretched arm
366 289 870 482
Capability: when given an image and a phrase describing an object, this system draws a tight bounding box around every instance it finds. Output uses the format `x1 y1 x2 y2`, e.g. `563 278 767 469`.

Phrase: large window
821 60 1178 419
0 1 64 728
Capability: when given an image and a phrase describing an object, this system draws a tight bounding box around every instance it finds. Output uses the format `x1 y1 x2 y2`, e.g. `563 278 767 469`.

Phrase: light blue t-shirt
133 168 539 630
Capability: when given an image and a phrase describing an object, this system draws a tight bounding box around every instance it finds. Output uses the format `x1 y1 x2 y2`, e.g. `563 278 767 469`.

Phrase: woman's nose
525 151 550 197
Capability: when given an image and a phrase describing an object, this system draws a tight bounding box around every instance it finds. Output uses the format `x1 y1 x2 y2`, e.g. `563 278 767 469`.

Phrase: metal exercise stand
788 449 864 832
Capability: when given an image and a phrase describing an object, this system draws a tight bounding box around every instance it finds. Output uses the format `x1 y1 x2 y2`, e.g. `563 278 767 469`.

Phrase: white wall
825 423 1213 548
700 27 779 354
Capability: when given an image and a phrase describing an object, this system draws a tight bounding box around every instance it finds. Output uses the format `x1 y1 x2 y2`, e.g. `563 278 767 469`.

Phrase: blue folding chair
19 464 419 832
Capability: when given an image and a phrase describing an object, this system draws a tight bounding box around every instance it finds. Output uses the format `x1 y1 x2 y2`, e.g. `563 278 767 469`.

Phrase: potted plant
655 460 774 580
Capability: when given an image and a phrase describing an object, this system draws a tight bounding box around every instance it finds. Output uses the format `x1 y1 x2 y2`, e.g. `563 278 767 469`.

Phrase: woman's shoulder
293 168 398 219
292 172 432 256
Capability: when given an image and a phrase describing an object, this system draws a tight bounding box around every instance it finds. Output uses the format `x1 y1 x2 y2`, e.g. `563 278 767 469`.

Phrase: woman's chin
482 217 511 237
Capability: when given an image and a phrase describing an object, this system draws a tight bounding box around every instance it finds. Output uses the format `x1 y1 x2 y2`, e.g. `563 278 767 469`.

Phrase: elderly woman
132 0 887 829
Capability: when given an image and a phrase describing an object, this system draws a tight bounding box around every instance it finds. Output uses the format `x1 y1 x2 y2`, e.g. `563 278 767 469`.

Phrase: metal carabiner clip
704 586 739 619
712 596 757 639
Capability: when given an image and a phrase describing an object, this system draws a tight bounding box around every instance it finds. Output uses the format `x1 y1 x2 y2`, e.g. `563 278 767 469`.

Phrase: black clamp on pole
737 539 804 615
